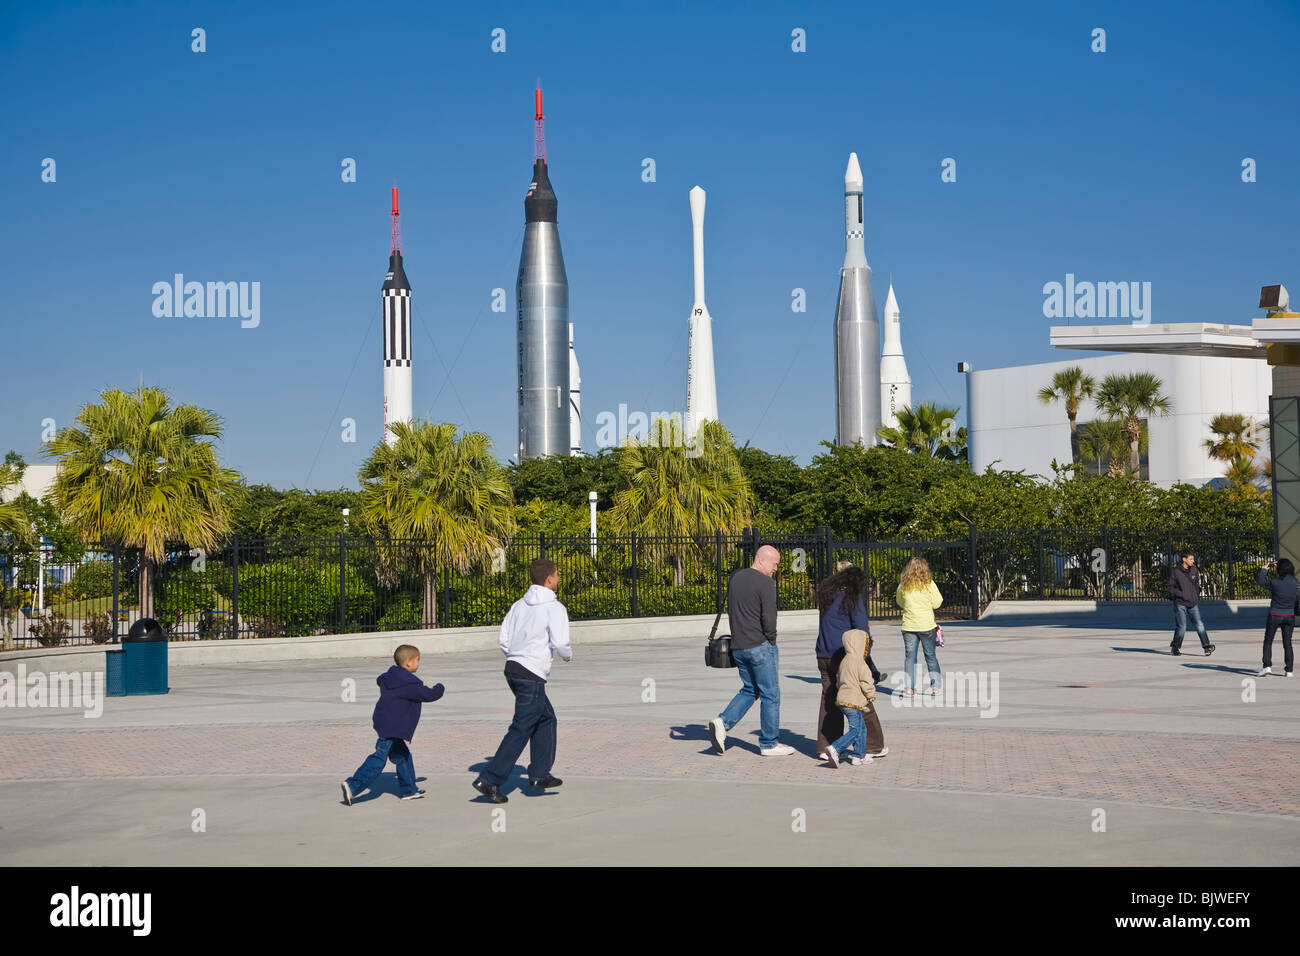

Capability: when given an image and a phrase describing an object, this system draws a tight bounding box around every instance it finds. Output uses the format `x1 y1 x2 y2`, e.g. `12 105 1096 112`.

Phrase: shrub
85 611 115 644
28 610 71 647
378 593 421 632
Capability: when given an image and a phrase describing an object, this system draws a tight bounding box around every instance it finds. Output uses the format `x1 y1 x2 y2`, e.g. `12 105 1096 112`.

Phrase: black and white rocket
517 86 571 460
834 152 881 446
382 186 412 446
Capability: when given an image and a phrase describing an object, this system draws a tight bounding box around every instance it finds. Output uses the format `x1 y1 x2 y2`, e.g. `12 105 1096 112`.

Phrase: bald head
752 545 781 577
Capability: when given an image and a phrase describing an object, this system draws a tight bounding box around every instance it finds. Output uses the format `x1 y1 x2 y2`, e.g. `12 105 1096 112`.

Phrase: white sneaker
865 746 890 759
824 746 840 768
760 743 795 757
1258 667 1271 677
848 755 873 766
708 717 726 754
1287 671 1294 678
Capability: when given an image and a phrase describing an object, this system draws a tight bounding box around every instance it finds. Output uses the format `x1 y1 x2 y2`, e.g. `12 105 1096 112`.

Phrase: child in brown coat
825 628 889 767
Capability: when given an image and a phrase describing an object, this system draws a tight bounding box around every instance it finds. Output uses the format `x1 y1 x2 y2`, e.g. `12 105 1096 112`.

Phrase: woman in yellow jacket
895 557 943 697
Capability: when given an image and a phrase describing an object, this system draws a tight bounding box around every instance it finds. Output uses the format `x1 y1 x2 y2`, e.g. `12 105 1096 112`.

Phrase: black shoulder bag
705 608 736 668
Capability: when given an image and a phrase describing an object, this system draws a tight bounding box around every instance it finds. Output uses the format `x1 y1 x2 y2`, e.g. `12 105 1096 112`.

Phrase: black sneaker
472 777 508 804
399 789 426 801
1170 645 1182 656
529 775 563 790
876 672 889 684
1204 644 1215 656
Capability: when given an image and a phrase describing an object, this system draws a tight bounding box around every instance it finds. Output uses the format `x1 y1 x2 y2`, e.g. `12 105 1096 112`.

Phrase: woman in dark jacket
814 564 885 758
1255 559 1297 677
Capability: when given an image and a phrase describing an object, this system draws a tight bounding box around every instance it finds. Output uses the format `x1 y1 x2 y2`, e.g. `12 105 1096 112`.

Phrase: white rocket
686 185 719 439
834 153 881 446
568 322 581 455
879 283 912 431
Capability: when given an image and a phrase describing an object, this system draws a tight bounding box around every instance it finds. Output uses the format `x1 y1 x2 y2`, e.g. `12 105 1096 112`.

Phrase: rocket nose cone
845 152 863 190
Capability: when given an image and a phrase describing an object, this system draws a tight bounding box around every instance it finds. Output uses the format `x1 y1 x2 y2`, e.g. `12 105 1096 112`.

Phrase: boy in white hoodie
472 558 572 803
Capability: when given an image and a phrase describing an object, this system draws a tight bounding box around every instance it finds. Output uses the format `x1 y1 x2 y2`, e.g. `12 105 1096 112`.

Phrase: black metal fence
0 527 1274 647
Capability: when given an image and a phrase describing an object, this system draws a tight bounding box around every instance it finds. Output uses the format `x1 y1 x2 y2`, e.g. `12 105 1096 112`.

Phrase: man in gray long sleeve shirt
708 545 794 756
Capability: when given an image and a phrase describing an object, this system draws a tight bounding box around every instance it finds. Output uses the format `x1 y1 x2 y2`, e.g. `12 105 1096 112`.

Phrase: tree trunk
672 552 685 587
1068 412 1080 466
422 569 437 628
1128 416 1141 475
138 556 155 619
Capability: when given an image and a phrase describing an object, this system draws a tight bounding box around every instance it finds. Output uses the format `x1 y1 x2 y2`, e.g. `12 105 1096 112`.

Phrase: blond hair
899 557 933 593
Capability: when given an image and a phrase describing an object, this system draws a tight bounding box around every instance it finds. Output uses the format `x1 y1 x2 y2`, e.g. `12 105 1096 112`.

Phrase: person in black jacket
341 644 445 804
1167 551 1215 656
1255 559 1297 677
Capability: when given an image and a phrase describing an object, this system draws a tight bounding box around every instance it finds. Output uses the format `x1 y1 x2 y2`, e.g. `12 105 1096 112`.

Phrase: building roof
1048 323 1263 359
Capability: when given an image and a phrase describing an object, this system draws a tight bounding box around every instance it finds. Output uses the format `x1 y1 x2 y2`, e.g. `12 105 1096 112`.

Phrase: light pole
342 508 350 534
958 362 975 471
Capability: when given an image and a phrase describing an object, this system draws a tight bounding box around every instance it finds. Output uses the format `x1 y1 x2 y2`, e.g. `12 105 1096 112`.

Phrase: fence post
968 521 979 620
338 532 347 633
539 531 547 560
1102 525 1111 603
714 530 723 615
231 536 239 638
630 532 639 617
111 544 121 644
1226 529 1236 601
1035 530 1044 599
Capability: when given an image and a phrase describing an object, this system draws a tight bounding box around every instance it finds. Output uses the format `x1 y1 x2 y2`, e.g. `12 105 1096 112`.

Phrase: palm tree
1077 419 1132 476
1094 372 1172 476
1203 413 1265 494
610 419 754 585
358 421 516 626
1037 366 1097 466
876 402 966 460
45 387 241 617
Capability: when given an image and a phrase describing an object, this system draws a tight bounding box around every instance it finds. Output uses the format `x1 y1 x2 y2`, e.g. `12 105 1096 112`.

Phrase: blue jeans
829 706 865 757
347 736 417 797
719 641 781 749
1172 604 1210 649
902 629 942 691
481 672 557 786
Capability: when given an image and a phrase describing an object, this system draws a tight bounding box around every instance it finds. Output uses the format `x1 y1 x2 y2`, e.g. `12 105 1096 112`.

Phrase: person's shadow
1111 646 1175 655
1182 663 1260 675
341 775 427 804
669 724 823 760
465 760 557 799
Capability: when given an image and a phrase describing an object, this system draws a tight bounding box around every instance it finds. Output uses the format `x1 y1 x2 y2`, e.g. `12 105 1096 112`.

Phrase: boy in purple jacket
341 644 445 804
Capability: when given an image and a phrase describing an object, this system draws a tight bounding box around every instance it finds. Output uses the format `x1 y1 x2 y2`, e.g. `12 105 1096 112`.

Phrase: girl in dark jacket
814 565 886 758
1255 559 1297 677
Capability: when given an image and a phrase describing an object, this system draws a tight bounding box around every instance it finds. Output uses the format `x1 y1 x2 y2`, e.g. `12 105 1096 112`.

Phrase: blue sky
2 0 1297 489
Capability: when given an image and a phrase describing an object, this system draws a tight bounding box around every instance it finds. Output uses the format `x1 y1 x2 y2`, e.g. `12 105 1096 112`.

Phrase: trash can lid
125 617 167 641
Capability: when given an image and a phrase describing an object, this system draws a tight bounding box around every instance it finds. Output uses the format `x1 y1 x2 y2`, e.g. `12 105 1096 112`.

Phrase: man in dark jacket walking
1167 551 1215 657
341 644 445 803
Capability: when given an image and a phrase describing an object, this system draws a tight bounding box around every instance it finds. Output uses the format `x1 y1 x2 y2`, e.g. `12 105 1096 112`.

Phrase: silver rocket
382 186 412 446
685 185 718 438
834 152 881 446
879 283 912 432
516 86 570 460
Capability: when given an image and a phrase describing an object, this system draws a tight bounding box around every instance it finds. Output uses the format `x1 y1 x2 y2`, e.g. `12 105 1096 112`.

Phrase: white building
968 352 1270 486
0 464 56 503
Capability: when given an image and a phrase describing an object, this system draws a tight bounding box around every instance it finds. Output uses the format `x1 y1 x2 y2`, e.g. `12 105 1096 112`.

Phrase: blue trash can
105 649 126 697
122 617 169 695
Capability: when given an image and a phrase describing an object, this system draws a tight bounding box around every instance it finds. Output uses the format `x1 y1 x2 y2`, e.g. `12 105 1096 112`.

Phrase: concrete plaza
1 608 1296 866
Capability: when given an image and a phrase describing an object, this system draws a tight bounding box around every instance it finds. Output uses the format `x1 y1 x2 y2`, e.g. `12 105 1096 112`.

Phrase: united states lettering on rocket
382 186 412 446
516 86 571 460
880 283 912 432
834 152 881 447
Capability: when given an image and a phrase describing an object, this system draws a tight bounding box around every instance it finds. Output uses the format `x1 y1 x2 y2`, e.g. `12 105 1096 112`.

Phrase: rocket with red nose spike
382 187 412 446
